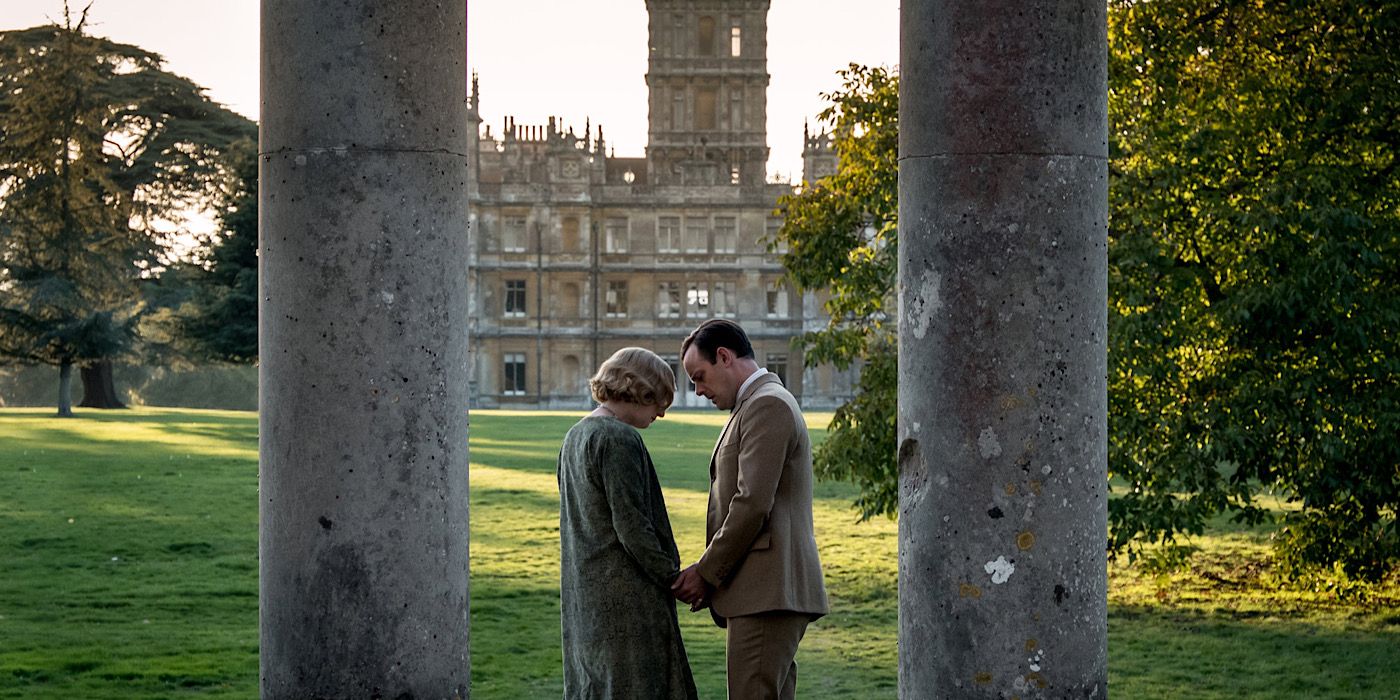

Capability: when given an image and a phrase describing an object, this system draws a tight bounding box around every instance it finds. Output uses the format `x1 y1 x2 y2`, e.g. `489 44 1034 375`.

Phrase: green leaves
771 65 900 520
0 11 256 401
784 3 1398 582
0 18 142 368
1108 0 1400 580
163 140 259 364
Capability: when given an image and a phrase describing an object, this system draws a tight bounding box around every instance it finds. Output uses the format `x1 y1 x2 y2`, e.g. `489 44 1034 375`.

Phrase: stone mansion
466 0 853 409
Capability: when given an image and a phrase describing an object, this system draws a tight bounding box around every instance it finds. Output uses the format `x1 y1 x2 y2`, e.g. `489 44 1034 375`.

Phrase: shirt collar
735 367 768 404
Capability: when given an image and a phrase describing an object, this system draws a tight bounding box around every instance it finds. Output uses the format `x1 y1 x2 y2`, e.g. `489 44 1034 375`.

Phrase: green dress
558 416 698 699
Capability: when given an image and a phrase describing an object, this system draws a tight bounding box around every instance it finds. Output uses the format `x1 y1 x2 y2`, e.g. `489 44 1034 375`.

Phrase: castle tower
644 0 770 187
467 72 482 198
801 121 838 186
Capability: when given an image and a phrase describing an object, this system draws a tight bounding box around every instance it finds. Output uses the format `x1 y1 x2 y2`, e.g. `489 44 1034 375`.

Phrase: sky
1 0 900 181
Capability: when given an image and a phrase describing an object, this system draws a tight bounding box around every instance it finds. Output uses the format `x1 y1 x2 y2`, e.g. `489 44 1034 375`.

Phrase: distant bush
0 366 59 407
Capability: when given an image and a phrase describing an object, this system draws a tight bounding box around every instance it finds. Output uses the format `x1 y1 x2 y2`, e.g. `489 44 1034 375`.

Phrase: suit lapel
709 417 732 478
707 373 777 475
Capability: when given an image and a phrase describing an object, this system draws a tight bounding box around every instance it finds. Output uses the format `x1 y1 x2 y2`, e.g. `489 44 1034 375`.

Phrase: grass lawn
1 407 1396 698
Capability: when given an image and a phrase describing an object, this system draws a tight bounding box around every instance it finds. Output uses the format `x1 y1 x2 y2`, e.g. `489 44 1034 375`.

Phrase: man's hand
671 564 710 609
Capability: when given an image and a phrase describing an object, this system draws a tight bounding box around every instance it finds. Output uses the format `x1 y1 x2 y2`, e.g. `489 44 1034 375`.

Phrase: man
672 319 829 700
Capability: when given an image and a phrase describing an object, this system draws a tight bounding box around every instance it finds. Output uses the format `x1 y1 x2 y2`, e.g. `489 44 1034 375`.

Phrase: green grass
1 407 1396 698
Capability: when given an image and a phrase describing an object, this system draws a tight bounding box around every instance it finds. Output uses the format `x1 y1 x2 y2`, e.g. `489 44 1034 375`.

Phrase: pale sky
1 0 900 181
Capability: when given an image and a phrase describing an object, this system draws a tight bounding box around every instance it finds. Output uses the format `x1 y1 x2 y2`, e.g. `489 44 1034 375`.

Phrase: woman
557 347 698 699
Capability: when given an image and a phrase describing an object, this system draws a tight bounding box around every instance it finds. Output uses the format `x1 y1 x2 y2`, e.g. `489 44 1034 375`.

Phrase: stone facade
467 0 851 409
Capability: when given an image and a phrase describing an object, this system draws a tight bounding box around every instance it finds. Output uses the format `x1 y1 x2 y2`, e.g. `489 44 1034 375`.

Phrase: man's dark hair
682 319 755 364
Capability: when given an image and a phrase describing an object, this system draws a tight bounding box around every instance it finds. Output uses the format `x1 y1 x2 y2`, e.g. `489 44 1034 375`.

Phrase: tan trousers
725 611 811 700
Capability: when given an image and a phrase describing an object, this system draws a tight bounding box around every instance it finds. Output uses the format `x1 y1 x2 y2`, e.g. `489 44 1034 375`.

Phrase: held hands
671 564 711 612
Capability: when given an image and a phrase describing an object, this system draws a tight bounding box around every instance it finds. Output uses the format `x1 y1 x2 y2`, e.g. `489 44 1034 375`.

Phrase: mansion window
713 216 736 253
657 282 682 318
562 216 580 252
503 216 527 252
767 353 788 387
684 217 708 253
686 283 710 317
712 281 735 317
678 281 734 318
696 88 717 131
730 25 742 57
698 16 715 56
767 217 787 253
504 279 527 318
658 216 681 253
729 92 743 131
502 353 527 396
766 288 789 318
661 354 684 394
605 217 629 253
606 281 629 318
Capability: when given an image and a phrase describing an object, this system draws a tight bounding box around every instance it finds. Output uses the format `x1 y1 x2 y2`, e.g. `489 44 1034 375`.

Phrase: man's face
682 345 738 411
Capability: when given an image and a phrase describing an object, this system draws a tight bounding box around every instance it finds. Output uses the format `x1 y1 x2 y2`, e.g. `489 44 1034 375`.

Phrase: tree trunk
78 358 126 409
57 360 74 417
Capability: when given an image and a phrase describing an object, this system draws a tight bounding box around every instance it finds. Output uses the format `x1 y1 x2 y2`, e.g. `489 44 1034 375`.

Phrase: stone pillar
259 1 471 697
897 2 1108 698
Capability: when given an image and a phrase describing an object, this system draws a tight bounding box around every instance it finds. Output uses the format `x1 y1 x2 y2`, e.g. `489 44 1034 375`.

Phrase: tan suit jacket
695 373 829 626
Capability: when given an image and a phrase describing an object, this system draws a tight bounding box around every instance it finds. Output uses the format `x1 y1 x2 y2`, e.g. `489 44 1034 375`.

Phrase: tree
0 5 257 410
1107 0 1399 582
771 64 899 519
0 5 141 415
777 1 1399 582
163 139 258 363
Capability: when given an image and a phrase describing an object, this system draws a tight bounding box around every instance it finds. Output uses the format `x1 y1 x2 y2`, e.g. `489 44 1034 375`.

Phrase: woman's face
618 401 668 429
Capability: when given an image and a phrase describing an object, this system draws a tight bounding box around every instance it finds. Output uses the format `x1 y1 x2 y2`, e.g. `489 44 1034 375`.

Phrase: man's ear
715 347 733 366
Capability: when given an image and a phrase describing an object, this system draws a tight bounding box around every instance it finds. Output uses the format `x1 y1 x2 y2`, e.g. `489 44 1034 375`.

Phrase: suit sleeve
598 430 682 588
694 395 793 586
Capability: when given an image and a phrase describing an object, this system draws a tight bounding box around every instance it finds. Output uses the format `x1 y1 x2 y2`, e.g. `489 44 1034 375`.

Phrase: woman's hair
590 347 676 409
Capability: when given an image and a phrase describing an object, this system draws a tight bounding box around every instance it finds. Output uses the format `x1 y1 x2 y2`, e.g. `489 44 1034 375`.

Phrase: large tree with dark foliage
0 6 139 415
1107 0 1399 582
772 1 1399 582
0 4 256 411
167 141 258 364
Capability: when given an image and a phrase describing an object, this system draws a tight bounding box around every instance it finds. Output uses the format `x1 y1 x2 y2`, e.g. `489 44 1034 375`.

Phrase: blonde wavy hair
589 347 676 409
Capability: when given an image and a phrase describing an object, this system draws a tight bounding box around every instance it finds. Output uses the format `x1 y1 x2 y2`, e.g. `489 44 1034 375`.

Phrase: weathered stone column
897 2 1108 697
259 1 471 697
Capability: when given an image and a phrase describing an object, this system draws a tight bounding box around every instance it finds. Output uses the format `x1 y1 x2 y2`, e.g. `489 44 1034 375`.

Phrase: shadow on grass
0 407 249 423
3 409 257 462
1110 604 1400 698
157 422 257 446
472 486 559 511
469 577 567 696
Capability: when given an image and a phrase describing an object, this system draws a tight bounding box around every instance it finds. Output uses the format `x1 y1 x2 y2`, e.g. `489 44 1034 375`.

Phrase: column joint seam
260 146 472 158
899 152 1109 162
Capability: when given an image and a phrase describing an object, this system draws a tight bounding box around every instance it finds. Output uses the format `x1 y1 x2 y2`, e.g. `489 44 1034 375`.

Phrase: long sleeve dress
557 415 698 700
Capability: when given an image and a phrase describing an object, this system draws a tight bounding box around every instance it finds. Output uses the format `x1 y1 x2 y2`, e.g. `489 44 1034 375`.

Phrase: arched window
697 16 715 56
562 355 582 396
